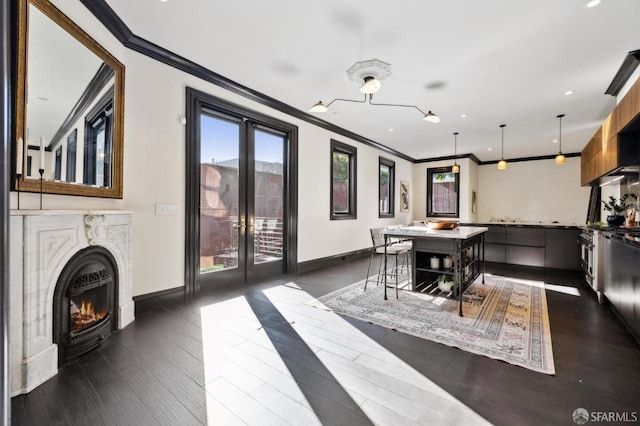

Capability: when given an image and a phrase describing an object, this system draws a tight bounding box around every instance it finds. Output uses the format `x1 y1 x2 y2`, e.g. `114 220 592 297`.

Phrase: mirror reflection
16 0 124 198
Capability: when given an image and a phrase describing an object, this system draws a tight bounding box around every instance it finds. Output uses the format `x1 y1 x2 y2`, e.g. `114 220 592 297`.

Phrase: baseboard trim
133 286 184 313
297 248 370 275
133 249 370 309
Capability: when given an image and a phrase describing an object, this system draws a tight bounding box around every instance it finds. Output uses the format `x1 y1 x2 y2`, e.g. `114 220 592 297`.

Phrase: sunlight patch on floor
486 273 581 297
262 282 491 425
200 295 323 425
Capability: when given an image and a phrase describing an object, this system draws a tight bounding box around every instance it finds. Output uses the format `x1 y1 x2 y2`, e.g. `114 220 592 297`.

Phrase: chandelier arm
325 94 368 108
368 97 427 116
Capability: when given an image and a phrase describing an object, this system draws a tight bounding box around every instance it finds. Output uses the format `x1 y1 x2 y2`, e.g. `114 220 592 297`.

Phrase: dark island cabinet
468 224 580 270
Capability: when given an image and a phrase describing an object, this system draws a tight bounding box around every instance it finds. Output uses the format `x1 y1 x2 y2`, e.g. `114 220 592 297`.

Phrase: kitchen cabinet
468 224 580 270
484 226 506 263
581 75 640 186
581 128 603 186
504 228 546 267
602 233 640 342
545 228 581 270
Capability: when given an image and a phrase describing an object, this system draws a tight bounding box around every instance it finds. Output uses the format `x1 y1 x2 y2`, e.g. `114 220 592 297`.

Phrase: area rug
309 274 555 375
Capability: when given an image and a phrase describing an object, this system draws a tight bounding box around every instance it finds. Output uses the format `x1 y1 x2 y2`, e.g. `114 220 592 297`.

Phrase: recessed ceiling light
564 90 574 96
389 128 394 132
488 148 492 151
460 113 468 118
552 139 558 143
586 0 601 7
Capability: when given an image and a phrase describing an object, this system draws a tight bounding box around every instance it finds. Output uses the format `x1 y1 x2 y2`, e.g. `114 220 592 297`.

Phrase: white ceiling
106 0 640 161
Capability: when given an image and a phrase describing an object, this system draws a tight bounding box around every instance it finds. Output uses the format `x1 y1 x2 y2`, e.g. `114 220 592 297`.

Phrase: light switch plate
155 203 179 215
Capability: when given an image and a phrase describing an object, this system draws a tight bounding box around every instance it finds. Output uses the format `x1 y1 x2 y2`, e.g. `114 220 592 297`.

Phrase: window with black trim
84 99 113 187
427 166 460 218
379 157 394 218
331 140 357 220
54 147 62 181
66 129 77 183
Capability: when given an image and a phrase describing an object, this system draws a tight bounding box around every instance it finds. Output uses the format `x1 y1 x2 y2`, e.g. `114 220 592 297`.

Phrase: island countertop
382 226 488 240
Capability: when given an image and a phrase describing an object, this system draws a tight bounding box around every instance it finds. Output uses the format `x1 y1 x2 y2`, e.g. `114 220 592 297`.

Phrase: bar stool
364 227 410 298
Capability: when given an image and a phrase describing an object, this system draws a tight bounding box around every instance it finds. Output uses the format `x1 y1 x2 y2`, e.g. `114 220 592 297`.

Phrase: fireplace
9 211 135 396
53 246 118 364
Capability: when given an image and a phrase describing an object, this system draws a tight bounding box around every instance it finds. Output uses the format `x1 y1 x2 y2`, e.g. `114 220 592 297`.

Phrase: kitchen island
382 226 488 316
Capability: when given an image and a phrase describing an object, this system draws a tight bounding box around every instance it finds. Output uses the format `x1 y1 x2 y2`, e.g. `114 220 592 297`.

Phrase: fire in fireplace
53 246 118 364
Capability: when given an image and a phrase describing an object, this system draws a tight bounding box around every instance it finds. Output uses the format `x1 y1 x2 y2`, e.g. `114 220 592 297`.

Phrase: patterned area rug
310 274 555 375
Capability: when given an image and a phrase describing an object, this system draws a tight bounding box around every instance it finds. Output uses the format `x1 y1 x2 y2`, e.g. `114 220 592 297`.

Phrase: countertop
383 226 488 240
463 222 580 229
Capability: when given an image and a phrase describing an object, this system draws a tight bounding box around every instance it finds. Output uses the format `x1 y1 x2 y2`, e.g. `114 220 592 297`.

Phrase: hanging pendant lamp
555 114 566 165
452 132 460 173
497 124 507 170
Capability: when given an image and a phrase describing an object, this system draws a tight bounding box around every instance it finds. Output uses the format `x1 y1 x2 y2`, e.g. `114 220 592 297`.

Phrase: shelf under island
381 226 488 316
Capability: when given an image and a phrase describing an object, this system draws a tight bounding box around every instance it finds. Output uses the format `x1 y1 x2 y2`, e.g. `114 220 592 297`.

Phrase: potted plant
603 194 637 226
437 274 454 292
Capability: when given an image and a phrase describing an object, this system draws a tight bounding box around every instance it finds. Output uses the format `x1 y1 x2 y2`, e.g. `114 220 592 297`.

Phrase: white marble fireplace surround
9 210 135 396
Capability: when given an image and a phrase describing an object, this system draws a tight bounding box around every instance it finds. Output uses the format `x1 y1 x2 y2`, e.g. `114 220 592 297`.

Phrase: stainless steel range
578 228 603 303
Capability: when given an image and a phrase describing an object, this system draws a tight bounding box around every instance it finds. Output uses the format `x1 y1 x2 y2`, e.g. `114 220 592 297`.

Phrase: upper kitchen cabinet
581 128 603 186
581 76 640 186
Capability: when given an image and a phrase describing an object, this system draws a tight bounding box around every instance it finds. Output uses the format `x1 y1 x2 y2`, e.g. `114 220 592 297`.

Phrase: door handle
249 215 254 234
240 215 246 235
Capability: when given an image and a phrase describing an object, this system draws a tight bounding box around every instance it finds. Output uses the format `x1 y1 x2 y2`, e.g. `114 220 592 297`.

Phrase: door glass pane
200 114 240 273
254 129 284 264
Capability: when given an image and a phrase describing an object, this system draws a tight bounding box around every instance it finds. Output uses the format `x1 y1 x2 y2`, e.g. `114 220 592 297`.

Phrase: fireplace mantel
9 210 135 395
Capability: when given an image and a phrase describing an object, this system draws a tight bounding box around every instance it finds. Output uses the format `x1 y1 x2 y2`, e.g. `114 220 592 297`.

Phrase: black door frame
185 87 298 298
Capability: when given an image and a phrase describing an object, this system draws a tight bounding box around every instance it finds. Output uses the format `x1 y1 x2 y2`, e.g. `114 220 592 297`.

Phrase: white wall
476 157 590 225
12 1 415 296
413 157 477 222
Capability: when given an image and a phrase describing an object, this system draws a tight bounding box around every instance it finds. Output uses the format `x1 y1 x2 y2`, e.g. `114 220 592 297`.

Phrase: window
84 99 113 187
330 140 357 220
66 129 77 183
379 157 395 218
54 147 62 181
427 166 460 218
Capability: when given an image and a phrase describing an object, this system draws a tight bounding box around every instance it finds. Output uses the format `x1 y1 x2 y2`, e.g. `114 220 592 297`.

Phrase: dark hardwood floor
11 258 640 425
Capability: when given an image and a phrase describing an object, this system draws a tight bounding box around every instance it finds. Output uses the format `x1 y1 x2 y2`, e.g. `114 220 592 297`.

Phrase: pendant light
452 132 460 173
497 124 507 170
555 114 566 165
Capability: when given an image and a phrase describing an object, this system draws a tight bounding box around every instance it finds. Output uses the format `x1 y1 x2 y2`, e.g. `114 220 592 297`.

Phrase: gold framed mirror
15 0 124 198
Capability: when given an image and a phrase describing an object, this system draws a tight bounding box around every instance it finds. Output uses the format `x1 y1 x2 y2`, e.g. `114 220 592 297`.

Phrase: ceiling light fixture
497 124 507 170
452 132 460 174
309 59 439 123
555 114 566 165
564 90 574 96
586 0 601 7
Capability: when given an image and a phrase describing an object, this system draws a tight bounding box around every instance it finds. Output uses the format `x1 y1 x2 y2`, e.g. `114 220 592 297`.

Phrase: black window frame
427 166 460 218
378 157 395 218
83 92 113 187
330 139 357 220
54 146 62 181
66 129 77 183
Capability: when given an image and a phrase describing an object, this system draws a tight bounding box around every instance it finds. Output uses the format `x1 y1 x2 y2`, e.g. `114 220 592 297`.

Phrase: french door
185 88 298 294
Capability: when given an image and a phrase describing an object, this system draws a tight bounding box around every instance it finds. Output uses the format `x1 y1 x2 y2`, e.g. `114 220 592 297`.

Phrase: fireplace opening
53 246 118 365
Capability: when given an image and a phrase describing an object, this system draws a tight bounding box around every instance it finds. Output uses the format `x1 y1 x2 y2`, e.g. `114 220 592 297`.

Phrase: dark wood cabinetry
581 75 640 186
